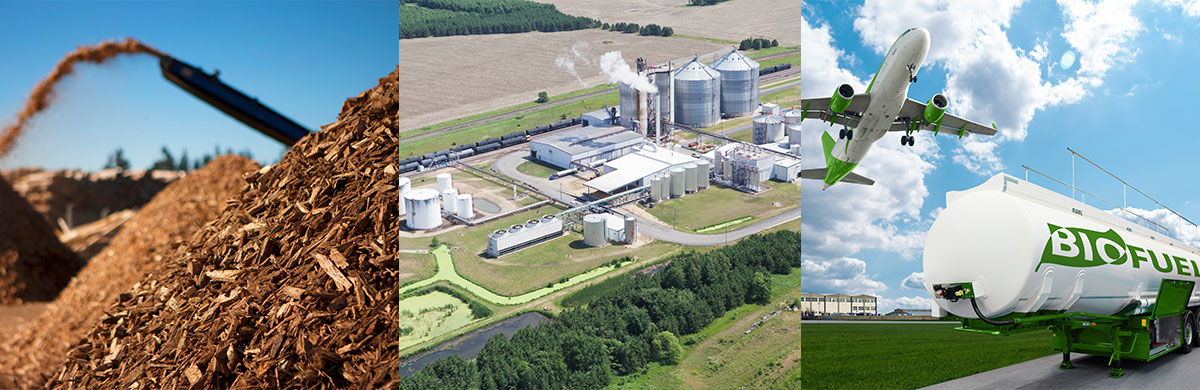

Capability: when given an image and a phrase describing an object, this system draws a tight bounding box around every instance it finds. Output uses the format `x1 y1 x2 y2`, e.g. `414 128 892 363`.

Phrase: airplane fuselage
830 28 931 166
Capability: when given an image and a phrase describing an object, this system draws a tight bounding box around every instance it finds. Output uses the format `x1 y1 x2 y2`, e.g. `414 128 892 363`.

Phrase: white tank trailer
924 173 1200 376
404 188 441 230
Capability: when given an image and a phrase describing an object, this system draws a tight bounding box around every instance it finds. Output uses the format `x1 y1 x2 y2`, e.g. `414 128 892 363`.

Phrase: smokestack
638 87 648 136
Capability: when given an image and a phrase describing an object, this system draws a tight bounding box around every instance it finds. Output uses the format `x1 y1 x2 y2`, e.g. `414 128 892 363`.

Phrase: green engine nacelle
923 93 948 123
830 84 854 113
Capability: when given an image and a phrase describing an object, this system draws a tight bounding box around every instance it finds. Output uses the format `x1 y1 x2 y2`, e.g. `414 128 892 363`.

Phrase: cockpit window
900 27 916 37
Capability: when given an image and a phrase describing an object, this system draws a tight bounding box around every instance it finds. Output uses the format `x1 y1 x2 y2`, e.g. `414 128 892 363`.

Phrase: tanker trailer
924 173 1200 378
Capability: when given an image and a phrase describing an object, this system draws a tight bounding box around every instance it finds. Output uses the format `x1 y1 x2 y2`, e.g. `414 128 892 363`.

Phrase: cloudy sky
801 0 1200 314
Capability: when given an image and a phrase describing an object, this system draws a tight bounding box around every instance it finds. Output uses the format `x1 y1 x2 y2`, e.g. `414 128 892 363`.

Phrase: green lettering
1129 246 1149 269
1176 256 1192 276
1193 260 1200 277
1150 250 1174 273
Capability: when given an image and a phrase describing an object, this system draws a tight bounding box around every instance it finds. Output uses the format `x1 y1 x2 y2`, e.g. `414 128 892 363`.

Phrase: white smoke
599 51 657 93
555 42 594 88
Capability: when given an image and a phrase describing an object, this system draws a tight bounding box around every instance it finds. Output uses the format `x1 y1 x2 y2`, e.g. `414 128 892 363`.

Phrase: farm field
536 0 800 46
610 268 804 389
644 181 800 231
802 323 1055 389
398 29 726 132
398 291 475 351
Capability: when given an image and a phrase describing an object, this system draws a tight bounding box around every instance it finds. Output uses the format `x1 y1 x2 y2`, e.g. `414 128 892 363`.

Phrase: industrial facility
487 215 564 257
799 293 878 316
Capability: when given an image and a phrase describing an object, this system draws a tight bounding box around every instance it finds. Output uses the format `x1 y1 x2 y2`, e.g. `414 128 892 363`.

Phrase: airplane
798 27 998 189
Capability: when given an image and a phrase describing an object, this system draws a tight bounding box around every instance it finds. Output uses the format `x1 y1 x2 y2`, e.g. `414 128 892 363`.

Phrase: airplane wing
800 95 873 128
889 98 998 136
799 168 875 186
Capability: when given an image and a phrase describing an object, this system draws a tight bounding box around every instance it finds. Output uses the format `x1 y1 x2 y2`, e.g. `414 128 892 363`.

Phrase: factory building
582 213 636 247
529 127 645 169
800 293 878 316
582 143 701 194
711 143 800 192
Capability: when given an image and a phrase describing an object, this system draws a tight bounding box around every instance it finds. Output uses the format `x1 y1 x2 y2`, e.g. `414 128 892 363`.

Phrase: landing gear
900 135 914 146
839 129 854 140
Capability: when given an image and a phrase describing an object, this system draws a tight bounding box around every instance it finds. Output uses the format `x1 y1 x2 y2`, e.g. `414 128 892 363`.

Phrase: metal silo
710 49 760 117
653 71 672 124
619 82 639 127
670 167 686 198
673 58 721 127
404 188 441 230
583 214 607 247
697 160 711 189
752 115 785 144
684 163 698 193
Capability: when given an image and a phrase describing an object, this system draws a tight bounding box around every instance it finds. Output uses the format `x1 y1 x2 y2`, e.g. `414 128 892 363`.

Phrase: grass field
756 52 801 70
645 182 800 231
802 323 1055 389
516 159 560 178
398 291 475 351
611 268 803 389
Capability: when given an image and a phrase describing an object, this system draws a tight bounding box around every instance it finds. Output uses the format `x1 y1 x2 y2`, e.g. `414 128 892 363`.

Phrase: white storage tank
399 177 412 215
650 176 664 202
752 115 785 145
782 109 804 124
441 188 458 214
436 173 453 193
658 174 670 200
456 194 474 219
684 163 698 193
404 188 441 230
670 167 686 198
924 174 1200 320
697 160 711 189
583 214 607 247
787 123 803 146
624 215 637 244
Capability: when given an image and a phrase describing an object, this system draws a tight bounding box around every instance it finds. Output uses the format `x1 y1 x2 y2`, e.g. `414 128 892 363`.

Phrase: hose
970 297 1014 326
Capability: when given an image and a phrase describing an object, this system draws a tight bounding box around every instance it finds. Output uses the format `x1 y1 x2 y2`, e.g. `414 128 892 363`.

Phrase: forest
400 0 599 39
400 230 802 390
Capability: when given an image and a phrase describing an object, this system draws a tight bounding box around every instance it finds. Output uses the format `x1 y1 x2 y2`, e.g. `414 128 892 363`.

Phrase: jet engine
830 84 854 113
923 93 948 123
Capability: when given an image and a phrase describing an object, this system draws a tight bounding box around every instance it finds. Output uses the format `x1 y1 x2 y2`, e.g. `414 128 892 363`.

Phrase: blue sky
800 0 1200 313
0 1 397 171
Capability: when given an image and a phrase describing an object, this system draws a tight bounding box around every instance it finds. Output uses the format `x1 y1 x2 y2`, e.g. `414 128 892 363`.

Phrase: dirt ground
537 0 800 46
398 29 726 131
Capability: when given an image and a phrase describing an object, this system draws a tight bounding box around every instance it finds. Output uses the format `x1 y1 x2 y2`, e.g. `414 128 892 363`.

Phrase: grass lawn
401 91 619 159
398 291 475 351
516 159 560 179
802 323 1055 389
747 46 801 59
757 52 800 71
399 83 615 138
611 268 804 389
645 182 800 232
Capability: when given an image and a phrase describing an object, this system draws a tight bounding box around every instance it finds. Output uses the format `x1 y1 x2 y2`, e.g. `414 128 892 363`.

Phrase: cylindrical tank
650 176 663 202
653 71 672 124
673 58 722 127
404 188 441 230
697 160 711 189
583 214 607 247
782 109 804 124
684 163 698 193
399 177 412 215
619 82 637 127
709 50 760 117
787 123 803 145
441 188 458 214
436 173 453 193
924 174 1200 320
624 216 637 244
790 144 801 156
670 167 686 198
752 115 785 145
456 194 474 219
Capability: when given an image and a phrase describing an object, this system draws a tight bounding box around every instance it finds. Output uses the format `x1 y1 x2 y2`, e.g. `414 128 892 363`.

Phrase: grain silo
583 214 607 247
709 49 760 117
669 167 686 198
653 71 673 124
697 160 711 189
404 188 441 230
456 194 474 219
673 58 722 127
684 163 698 193
399 176 412 214
752 115 785 144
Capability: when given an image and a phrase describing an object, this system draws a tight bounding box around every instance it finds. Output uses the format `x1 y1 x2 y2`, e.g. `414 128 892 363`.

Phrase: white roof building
529 128 645 169
583 143 700 194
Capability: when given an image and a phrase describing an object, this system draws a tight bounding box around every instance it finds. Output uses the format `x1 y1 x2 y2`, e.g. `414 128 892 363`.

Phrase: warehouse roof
583 144 698 193
531 127 643 156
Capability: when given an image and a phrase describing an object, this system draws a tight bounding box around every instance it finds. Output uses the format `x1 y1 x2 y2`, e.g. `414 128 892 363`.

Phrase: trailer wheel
1191 311 1200 348
1182 313 1195 353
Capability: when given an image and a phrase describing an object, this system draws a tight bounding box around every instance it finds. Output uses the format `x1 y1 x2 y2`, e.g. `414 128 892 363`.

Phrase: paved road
491 149 801 246
924 350 1200 389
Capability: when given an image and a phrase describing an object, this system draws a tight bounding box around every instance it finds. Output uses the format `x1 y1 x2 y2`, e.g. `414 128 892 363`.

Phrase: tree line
740 37 780 50
400 0 598 39
602 22 674 37
400 230 802 390
103 145 255 172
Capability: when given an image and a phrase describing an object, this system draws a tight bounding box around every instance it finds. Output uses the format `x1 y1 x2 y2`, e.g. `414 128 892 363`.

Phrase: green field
802 323 1055 389
757 52 800 70
645 182 800 231
398 291 475 350
401 90 619 159
516 159 560 178
611 268 804 389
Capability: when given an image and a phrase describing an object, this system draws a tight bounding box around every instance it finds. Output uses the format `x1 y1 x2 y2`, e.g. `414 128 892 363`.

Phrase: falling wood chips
49 69 400 389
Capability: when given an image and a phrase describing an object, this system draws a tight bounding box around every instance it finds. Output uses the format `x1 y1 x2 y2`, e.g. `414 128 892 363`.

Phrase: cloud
877 295 934 314
802 257 889 295
901 272 926 290
1109 207 1200 247
1158 0 1200 19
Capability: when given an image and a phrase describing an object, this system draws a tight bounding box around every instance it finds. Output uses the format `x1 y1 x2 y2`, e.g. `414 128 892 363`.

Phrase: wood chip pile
50 69 399 389
0 155 259 388
0 176 82 304
1 168 183 229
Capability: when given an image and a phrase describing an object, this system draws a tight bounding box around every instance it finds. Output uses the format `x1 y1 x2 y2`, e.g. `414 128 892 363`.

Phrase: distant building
529 127 644 169
800 293 877 316
886 308 933 316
